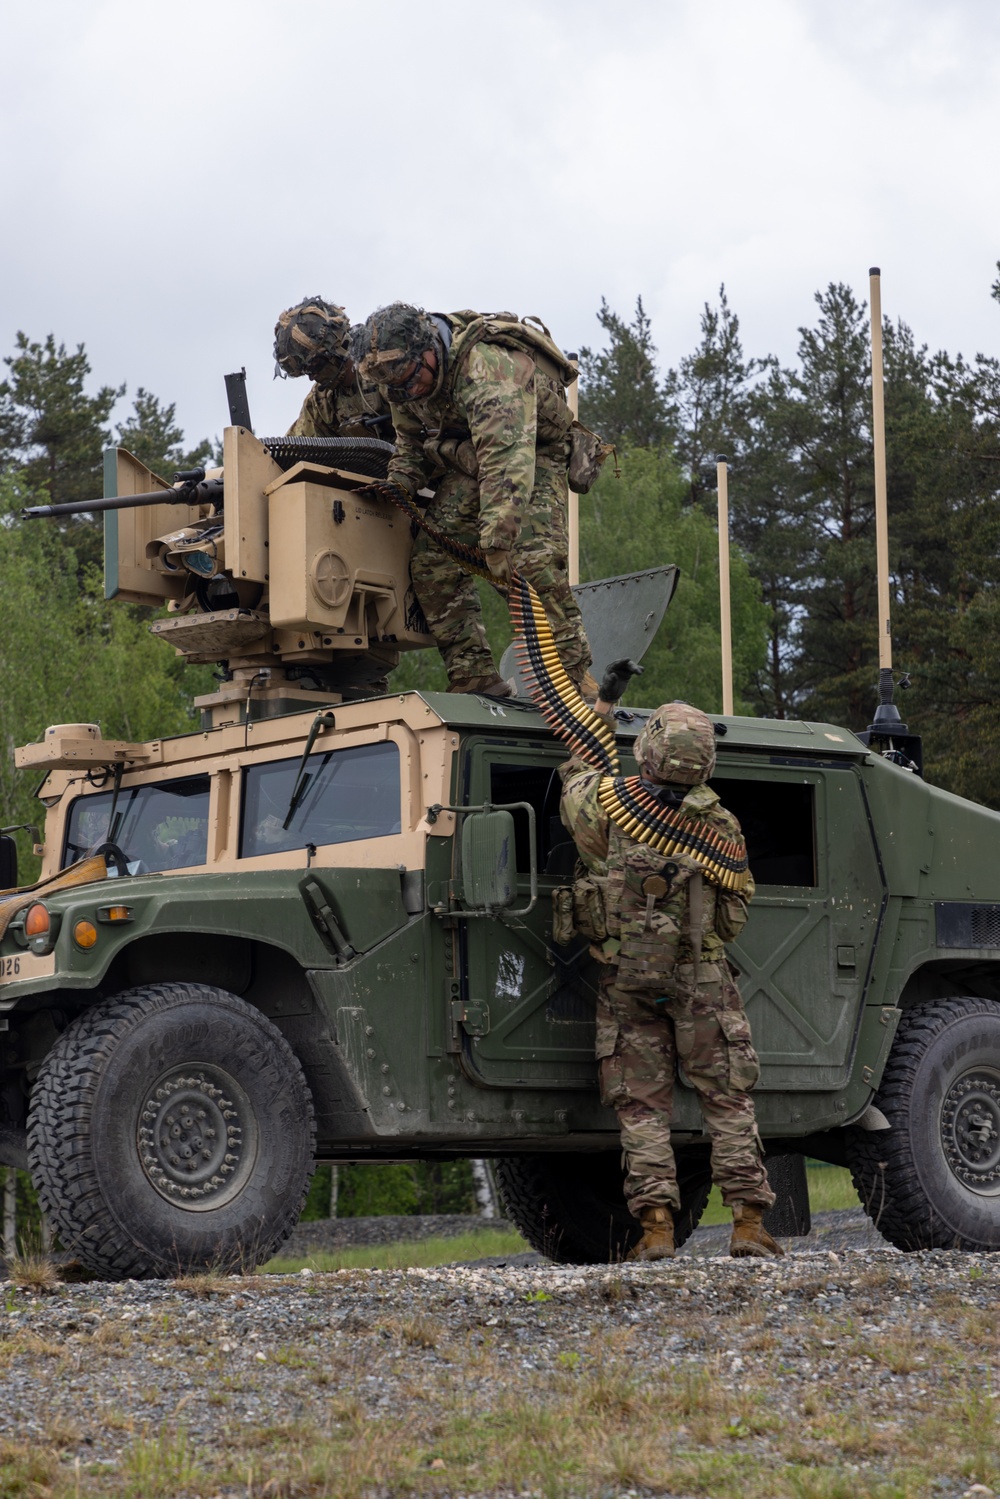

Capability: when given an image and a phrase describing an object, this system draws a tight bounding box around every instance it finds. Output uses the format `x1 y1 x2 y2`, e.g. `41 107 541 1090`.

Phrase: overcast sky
2 0 998 450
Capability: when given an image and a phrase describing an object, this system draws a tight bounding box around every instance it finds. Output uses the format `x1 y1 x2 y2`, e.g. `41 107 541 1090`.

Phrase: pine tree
0 333 124 573
671 285 768 510
578 297 676 449
115 388 215 478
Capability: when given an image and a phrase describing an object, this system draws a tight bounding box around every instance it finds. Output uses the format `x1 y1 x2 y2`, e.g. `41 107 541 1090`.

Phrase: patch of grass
0 1436 57 1495
119 1426 206 1499
6 1249 60 1293
700 1163 860 1226
170 1268 253 1297
262 1225 529 1274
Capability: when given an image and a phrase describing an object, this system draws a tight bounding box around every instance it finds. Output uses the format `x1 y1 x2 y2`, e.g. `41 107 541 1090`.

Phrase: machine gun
22 470 224 521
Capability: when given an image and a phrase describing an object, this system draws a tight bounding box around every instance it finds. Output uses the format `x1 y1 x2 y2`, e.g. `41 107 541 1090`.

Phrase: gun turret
39 419 433 725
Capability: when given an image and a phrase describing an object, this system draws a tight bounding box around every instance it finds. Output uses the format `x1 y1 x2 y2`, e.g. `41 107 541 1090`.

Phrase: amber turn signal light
24 904 50 938
73 920 98 950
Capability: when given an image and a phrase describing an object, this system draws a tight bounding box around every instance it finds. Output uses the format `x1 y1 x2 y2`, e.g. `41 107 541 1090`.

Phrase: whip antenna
867 267 911 750
716 456 734 715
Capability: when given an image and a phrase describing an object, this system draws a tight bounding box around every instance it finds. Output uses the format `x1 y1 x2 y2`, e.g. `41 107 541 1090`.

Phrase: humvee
4 416 1000 1277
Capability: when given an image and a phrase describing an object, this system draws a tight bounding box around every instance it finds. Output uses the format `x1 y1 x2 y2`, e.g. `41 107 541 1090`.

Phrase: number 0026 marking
0 957 21 978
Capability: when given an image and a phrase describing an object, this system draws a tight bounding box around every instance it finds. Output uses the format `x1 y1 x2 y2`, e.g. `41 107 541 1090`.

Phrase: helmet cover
634 702 717 785
274 297 350 382
352 303 439 387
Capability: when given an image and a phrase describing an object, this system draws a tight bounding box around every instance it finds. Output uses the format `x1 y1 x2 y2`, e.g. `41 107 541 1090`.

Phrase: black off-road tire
27 983 315 1279
847 996 1000 1252
495 1151 711 1263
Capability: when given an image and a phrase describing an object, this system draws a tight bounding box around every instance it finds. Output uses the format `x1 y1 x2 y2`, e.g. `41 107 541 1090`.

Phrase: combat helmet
274 297 351 383
352 303 441 392
634 702 717 786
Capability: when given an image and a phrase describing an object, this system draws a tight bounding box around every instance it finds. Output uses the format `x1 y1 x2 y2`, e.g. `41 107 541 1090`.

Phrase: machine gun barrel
22 476 223 521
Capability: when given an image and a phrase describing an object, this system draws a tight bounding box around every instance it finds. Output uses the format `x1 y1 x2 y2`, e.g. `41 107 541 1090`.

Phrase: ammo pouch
568 421 618 495
715 889 749 943
551 886 575 946
553 862 610 945
573 869 609 942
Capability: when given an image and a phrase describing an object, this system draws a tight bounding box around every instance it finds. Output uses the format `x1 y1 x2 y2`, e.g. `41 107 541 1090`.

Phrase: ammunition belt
597 777 749 891
366 481 748 891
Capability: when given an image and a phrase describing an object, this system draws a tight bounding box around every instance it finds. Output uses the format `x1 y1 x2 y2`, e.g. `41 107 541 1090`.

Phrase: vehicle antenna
716 456 734 715
567 352 579 586
866 267 908 745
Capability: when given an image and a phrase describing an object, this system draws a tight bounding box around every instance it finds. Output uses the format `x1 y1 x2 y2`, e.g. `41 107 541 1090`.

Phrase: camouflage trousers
409 455 592 687
597 964 775 1215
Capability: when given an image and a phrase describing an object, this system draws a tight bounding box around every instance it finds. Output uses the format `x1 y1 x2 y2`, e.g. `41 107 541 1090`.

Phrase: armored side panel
103 449 207 606
267 467 431 648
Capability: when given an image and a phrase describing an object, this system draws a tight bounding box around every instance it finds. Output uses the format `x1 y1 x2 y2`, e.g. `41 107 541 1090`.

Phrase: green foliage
300 1160 477 1221
0 471 211 884
579 447 768 712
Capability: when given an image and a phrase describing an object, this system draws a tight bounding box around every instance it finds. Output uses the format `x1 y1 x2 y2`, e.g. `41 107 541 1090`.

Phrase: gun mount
84 430 432 725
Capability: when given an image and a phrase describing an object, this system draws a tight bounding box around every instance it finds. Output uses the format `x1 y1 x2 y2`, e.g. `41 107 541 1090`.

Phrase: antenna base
867 666 908 736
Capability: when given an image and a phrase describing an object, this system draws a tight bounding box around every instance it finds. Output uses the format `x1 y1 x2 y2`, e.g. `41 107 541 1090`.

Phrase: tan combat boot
730 1203 785 1258
626 1206 675 1262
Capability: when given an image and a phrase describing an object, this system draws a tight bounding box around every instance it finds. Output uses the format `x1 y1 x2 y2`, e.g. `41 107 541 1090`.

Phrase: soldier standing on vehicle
559 661 782 1261
351 303 598 699
273 297 394 441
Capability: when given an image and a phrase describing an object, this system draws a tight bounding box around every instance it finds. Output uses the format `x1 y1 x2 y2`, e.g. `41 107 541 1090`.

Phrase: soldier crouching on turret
351 303 598 701
559 661 783 1261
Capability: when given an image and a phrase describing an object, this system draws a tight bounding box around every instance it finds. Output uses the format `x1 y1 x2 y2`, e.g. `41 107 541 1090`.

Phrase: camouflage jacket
287 376 393 441
558 746 754 969
384 311 576 552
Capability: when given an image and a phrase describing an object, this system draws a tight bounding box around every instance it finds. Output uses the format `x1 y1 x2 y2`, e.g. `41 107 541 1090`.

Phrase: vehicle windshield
63 775 211 874
240 741 400 857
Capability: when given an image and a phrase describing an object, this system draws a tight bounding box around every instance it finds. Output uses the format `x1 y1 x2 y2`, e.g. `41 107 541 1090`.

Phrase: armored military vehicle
3 407 1000 1278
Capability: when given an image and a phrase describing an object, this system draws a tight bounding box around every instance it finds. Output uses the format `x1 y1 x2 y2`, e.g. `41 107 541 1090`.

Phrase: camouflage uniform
357 308 591 689
558 707 774 1217
287 375 393 441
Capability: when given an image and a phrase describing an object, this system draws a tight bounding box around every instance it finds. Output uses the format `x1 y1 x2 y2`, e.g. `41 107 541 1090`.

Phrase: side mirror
461 810 516 911
0 836 16 892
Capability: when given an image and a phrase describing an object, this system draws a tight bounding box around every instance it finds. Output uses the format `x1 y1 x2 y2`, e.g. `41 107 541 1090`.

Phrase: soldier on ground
559 661 783 1261
351 303 598 699
273 297 393 441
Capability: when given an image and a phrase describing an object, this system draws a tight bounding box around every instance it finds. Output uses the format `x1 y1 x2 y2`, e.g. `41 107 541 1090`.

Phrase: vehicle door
711 760 885 1090
452 738 600 1089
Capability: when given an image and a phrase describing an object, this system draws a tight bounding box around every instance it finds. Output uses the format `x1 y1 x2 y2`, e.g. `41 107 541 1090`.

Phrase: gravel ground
1 1212 997 1498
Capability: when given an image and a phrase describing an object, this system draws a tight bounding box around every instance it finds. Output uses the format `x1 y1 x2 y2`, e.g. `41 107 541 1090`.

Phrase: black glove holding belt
599 657 644 703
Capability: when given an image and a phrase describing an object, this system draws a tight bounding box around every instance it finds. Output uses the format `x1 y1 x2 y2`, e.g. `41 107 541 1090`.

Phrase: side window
240 740 400 858
710 777 817 888
489 761 571 876
63 776 211 874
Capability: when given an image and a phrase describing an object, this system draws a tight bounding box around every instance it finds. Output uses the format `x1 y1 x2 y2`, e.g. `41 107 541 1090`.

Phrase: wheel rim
137 1065 259 1212
940 1066 1000 1196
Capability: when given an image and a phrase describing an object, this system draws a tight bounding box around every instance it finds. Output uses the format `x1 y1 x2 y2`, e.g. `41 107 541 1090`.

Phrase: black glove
599 657 644 702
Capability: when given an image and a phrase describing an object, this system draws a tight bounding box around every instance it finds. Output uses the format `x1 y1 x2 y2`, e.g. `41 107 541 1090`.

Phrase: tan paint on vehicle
30 697 460 881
